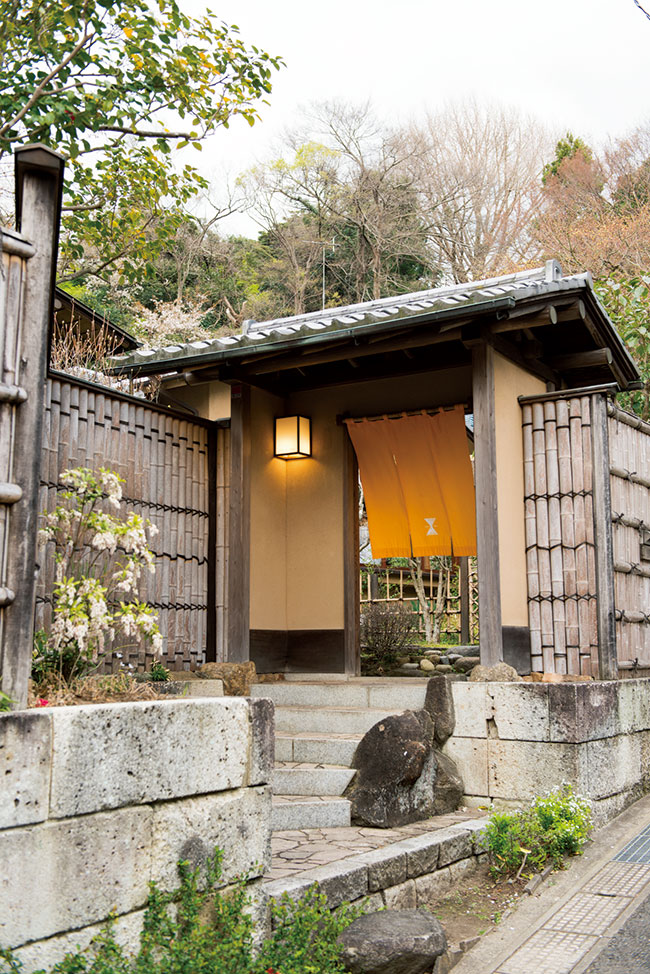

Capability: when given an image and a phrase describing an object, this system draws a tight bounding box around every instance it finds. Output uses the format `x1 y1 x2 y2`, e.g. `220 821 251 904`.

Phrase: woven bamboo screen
608 403 650 664
37 373 230 671
522 396 599 675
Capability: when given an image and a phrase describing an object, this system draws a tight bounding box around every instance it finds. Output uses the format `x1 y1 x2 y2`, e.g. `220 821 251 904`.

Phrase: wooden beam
549 348 613 370
343 430 360 675
489 333 559 385
590 392 617 679
2 149 64 709
492 306 558 333
227 384 251 661
472 343 503 665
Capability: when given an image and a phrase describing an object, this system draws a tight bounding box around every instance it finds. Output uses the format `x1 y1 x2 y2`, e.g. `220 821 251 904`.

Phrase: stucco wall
493 354 546 627
0 698 273 971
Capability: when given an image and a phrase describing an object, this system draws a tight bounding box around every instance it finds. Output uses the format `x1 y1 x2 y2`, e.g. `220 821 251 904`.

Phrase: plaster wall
0 698 273 971
493 354 546 626
168 379 231 421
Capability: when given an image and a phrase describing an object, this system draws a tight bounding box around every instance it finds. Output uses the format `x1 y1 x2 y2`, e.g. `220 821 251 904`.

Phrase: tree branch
0 21 94 138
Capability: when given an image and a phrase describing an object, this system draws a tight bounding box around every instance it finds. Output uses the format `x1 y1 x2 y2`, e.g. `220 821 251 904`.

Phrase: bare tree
408 100 553 282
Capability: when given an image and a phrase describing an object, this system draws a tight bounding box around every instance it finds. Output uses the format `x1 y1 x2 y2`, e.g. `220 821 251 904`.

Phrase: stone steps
272 762 356 796
251 677 429 831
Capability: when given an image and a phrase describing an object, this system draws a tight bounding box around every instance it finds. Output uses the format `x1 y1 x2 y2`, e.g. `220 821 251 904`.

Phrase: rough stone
247 696 275 785
14 909 145 974
424 676 456 747
431 750 464 814
303 860 368 908
469 662 523 683
150 786 271 889
487 683 550 741
49 699 251 818
355 847 408 891
487 739 580 801
415 868 453 909
0 711 51 828
435 827 473 866
435 664 453 673
339 909 447 974
400 834 441 877
382 879 417 910
197 660 257 695
0 807 152 948
345 711 438 827
419 658 435 672
454 656 480 673
443 737 488 795
448 683 489 738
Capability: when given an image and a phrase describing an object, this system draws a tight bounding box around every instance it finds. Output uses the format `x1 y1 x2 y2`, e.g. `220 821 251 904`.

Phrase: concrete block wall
0 697 274 971
444 679 650 824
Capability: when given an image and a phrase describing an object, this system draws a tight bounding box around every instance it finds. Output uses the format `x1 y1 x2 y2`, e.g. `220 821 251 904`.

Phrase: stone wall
0 697 274 971
444 679 650 825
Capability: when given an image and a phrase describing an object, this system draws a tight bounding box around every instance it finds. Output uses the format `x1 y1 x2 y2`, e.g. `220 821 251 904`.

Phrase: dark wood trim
205 423 218 663
549 349 612 370
343 428 360 675
472 342 504 664
590 392 618 679
227 384 251 661
250 629 346 673
518 383 619 404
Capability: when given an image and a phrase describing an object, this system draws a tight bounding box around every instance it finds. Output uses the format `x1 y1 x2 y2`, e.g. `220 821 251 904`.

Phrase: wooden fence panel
608 403 650 665
37 373 229 671
522 395 598 675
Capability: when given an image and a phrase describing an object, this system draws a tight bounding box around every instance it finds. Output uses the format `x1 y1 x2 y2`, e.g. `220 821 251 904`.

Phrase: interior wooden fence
37 372 230 671
608 403 650 666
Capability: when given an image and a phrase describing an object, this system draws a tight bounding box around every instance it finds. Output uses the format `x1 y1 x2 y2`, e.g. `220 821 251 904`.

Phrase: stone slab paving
494 856 650 973
267 808 483 881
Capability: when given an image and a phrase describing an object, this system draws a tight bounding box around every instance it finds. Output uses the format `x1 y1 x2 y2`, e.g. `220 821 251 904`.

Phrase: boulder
454 656 480 674
419 658 435 672
196 660 257 695
431 750 464 814
468 662 522 683
345 711 438 827
423 676 455 747
339 909 447 974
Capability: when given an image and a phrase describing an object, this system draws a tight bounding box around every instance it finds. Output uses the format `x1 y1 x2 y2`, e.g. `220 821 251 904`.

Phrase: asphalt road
585 889 650 973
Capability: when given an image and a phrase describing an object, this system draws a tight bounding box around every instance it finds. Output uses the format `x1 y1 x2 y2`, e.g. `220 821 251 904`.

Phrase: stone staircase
250 676 430 831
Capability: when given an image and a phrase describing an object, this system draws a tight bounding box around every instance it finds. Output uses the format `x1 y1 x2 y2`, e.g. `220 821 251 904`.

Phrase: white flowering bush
35 466 162 682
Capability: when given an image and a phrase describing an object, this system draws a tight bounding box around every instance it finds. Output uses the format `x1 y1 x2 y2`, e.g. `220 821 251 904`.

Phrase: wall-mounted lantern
274 415 312 459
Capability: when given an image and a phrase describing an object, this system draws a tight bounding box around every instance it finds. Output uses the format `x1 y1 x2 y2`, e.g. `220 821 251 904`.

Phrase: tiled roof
110 262 599 373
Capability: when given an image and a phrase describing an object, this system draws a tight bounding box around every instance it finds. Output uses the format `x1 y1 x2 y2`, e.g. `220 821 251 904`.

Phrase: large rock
345 711 438 827
339 909 447 974
424 676 455 747
431 751 464 814
469 662 522 683
197 661 257 695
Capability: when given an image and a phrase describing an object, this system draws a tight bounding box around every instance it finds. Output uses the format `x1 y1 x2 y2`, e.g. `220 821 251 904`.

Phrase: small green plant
0 848 361 974
0 690 13 713
147 660 170 682
482 785 592 879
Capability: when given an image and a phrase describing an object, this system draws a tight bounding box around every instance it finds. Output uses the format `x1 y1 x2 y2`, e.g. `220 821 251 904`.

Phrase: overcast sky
185 0 650 235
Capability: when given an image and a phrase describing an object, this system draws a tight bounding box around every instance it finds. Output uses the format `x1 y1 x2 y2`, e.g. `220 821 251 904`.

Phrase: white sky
183 0 650 235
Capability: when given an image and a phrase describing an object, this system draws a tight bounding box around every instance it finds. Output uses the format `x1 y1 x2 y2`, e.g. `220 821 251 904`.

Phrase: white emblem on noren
425 517 437 536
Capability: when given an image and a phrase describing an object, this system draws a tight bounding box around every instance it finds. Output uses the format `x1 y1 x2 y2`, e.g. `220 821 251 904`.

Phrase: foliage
595 277 650 419
34 466 161 684
147 660 170 682
360 601 416 671
0 0 283 283
542 132 593 184
0 690 14 712
482 784 592 878
0 849 360 974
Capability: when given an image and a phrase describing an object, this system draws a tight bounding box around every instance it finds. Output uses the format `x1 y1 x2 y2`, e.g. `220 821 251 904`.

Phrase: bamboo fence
608 402 650 665
37 373 230 671
522 395 598 675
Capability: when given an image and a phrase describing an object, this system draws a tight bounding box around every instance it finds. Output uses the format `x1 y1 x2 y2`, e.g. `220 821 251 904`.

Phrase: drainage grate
614 824 650 864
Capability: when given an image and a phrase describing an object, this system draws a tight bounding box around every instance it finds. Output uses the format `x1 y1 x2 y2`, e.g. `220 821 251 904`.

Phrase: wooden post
460 557 470 644
471 342 504 664
205 423 218 663
227 384 251 661
343 429 360 674
590 393 617 679
1 146 64 709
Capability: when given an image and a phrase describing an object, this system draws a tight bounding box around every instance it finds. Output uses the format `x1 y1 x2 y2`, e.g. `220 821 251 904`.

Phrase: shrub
360 602 415 672
0 849 361 974
482 784 592 878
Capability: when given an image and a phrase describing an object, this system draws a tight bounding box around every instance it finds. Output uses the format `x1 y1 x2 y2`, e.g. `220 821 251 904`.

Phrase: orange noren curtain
345 405 476 559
